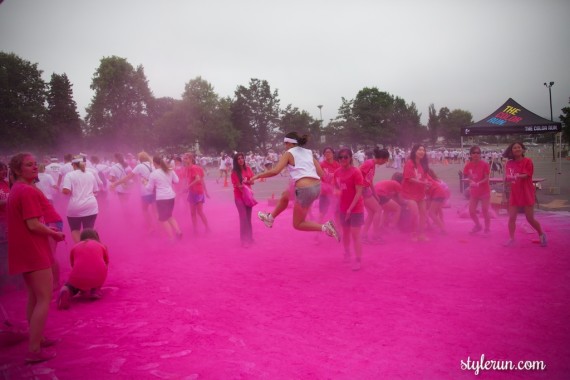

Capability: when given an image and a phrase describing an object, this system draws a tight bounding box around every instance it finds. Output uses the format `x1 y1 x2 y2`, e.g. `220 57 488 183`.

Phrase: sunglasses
338 155 350 160
471 151 481 154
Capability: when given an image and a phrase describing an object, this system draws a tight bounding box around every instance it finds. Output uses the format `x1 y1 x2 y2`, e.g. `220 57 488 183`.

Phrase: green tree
47 73 82 150
391 97 424 147
352 87 395 145
231 79 280 153
0 52 48 151
154 77 237 153
427 103 439 144
279 105 321 143
333 97 360 147
182 77 237 153
439 108 473 144
85 56 153 149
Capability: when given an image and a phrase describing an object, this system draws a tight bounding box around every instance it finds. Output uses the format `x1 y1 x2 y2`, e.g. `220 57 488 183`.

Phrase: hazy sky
1 0 569 126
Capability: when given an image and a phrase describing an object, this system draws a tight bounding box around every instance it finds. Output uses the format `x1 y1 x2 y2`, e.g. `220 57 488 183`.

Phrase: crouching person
57 229 109 310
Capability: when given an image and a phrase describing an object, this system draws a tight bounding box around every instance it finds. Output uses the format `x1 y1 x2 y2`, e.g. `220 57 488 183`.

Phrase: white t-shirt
62 170 99 217
45 162 61 183
36 173 56 201
58 162 73 187
146 169 179 200
109 163 132 194
287 146 319 182
132 162 154 196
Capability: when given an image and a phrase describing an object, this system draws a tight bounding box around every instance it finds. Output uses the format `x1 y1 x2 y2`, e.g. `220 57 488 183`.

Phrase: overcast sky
1 0 569 127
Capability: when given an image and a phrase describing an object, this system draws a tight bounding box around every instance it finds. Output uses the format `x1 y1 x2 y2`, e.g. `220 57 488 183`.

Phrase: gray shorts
294 183 321 209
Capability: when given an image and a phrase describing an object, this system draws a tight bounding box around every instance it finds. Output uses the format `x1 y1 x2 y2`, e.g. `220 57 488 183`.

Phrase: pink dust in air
1 174 569 379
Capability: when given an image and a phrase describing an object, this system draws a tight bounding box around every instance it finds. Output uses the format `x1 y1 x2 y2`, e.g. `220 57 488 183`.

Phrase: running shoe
323 220 340 242
25 348 56 364
343 251 351 263
257 211 274 228
540 234 547 247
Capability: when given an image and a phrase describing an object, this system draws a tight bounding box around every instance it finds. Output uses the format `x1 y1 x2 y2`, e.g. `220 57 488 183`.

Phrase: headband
284 137 298 144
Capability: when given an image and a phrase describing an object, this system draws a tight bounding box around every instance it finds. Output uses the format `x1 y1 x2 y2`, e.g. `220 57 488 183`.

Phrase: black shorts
156 198 175 221
67 214 97 231
378 195 391 205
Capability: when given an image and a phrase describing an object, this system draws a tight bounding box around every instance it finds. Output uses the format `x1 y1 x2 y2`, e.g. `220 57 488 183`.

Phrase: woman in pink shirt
359 148 390 243
463 146 491 234
334 149 364 270
231 152 255 248
318 147 341 225
57 228 109 309
401 144 431 242
7 153 65 363
503 142 546 247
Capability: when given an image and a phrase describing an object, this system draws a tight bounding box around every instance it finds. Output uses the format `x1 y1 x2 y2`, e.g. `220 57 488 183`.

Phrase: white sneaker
258 211 274 228
323 221 340 242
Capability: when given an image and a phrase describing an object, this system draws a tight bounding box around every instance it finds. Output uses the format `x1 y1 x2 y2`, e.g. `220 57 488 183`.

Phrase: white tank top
287 146 319 181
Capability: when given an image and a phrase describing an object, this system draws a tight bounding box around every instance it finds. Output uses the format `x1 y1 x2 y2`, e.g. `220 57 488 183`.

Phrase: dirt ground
1 159 569 379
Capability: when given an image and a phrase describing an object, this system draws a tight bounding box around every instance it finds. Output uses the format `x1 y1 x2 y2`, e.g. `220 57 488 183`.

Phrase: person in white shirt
112 151 156 233
145 155 182 241
44 158 61 184
57 154 73 189
36 164 58 202
251 131 339 241
62 156 99 243
109 153 133 202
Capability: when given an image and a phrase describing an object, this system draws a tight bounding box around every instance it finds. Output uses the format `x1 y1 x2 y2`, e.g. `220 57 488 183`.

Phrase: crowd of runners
0 134 548 363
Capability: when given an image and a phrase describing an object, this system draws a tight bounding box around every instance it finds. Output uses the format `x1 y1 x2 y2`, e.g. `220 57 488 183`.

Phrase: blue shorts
141 194 155 205
187 191 205 205
339 212 364 228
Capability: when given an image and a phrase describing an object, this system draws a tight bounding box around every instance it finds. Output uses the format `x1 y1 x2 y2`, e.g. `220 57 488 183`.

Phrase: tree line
2 52 568 156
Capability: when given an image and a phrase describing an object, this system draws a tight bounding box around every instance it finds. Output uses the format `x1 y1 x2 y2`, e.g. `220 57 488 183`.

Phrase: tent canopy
461 98 562 136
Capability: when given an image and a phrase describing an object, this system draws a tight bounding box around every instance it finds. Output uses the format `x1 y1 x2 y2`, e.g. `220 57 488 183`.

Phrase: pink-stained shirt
231 167 254 200
506 157 535 207
334 166 364 213
359 159 376 189
68 239 109 290
401 160 427 201
463 160 491 199
375 180 401 198
6 182 52 274
187 164 205 194
320 160 341 196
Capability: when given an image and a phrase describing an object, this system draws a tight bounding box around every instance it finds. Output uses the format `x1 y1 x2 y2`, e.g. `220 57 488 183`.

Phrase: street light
317 105 323 126
543 81 555 162
544 81 554 121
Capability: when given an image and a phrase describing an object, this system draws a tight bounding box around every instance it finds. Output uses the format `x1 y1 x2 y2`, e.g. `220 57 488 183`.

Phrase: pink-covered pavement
1 177 569 379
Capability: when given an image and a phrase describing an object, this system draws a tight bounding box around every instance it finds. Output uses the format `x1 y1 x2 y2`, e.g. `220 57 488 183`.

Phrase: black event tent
461 98 562 136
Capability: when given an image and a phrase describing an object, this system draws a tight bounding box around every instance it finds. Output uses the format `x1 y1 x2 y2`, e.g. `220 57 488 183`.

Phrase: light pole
544 81 555 162
317 105 323 127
